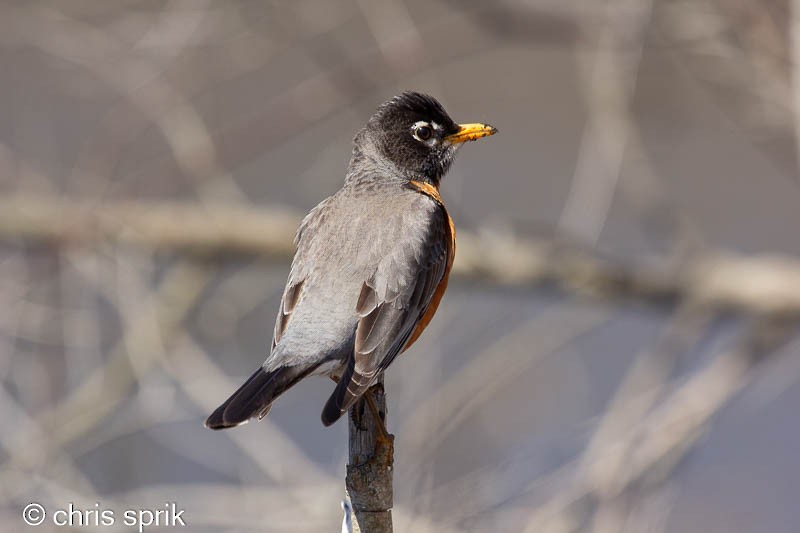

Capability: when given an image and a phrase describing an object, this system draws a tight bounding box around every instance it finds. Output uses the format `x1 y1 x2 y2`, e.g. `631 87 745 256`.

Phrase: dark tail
320 358 367 427
205 364 315 430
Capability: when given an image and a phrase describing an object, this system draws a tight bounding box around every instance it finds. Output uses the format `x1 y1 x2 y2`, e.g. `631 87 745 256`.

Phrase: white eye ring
411 121 434 142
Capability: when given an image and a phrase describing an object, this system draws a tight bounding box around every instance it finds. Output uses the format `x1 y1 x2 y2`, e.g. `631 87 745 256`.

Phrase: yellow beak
444 123 498 144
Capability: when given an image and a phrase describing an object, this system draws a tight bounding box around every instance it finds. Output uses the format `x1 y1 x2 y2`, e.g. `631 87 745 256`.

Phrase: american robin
206 91 496 430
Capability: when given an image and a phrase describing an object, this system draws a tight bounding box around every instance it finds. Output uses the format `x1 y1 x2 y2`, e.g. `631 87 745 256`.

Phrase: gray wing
270 195 332 351
320 203 451 426
207 199 331 430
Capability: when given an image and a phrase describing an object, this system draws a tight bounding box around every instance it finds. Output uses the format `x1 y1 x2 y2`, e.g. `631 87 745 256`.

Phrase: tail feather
205 364 315 430
321 358 363 427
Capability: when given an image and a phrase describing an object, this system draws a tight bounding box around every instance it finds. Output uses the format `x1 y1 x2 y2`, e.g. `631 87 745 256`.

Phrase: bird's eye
413 123 433 142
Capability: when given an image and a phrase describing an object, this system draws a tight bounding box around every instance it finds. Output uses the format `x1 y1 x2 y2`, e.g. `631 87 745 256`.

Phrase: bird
205 91 496 430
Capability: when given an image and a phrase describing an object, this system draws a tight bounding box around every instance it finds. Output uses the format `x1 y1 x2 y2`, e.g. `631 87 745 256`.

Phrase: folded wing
321 202 453 426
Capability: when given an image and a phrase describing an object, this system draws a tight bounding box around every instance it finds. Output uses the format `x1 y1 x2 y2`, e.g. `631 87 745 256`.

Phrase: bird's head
352 92 497 186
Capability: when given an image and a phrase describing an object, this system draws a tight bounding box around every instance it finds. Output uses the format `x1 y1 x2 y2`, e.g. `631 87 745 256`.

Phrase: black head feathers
354 92 461 184
349 91 496 186
371 92 458 133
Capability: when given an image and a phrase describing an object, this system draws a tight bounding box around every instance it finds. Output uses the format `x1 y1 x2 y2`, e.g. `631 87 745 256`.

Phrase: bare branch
2 196 800 316
347 378 394 533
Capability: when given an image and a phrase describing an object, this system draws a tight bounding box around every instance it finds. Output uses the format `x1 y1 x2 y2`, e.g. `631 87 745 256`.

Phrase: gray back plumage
268 177 442 370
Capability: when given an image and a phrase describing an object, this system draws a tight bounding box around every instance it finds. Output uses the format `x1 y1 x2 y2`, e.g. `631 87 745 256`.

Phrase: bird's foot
364 387 392 446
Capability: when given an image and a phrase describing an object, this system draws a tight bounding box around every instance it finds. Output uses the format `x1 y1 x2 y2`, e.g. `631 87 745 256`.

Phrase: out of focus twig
524 318 797 533
2 196 800 316
559 0 653 244
5 259 210 468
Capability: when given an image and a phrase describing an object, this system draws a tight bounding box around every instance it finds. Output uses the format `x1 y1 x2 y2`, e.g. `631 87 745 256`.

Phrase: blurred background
1 1 800 532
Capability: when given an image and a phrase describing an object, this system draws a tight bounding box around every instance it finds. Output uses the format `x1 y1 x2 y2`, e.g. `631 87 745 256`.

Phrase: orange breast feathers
403 180 456 351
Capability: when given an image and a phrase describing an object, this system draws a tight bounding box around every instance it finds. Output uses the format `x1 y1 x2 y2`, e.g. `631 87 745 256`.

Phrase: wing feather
272 279 304 350
321 202 452 425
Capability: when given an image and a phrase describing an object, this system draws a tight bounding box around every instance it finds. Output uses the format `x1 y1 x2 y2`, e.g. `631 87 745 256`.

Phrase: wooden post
346 377 394 532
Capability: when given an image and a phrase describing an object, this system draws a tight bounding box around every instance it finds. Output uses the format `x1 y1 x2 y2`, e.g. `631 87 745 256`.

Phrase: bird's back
267 179 441 370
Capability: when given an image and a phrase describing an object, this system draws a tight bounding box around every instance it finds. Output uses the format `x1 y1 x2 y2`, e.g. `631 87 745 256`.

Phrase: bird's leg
364 387 391 444
332 373 389 442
